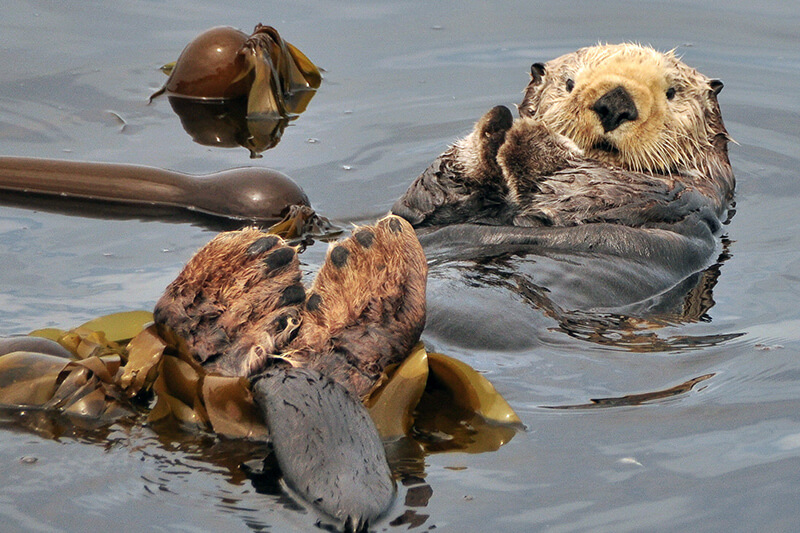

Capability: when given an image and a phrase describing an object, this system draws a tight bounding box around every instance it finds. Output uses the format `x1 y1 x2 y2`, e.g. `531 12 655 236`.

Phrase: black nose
592 86 638 132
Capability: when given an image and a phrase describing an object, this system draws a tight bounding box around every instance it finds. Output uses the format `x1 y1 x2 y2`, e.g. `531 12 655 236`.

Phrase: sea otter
391 43 734 347
151 44 735 523
0 43 735 530
393 43 733 243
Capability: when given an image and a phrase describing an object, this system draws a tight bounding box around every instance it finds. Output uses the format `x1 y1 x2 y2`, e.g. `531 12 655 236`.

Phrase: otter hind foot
154 228 305 376
291 215 428 397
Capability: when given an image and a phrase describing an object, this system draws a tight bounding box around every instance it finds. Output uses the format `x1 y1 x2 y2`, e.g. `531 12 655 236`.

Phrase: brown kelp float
0 156 338 234
0 25 328 230
151 24 322 157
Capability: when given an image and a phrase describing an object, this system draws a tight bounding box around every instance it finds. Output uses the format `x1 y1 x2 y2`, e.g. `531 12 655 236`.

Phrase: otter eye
565 79 575 93
666 87 676 100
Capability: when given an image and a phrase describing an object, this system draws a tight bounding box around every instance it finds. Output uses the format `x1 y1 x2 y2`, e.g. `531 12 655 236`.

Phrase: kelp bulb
162 26 252 99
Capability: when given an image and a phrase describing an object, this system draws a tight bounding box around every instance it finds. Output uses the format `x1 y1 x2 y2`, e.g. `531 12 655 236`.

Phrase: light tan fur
392 43 734 230
520 43 732 183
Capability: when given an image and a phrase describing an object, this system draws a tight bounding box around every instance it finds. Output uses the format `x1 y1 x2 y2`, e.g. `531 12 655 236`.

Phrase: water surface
1 1 799 531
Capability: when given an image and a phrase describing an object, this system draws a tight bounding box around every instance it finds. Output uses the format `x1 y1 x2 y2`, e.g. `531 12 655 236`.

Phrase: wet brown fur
392 43 734 230
154 215 427 399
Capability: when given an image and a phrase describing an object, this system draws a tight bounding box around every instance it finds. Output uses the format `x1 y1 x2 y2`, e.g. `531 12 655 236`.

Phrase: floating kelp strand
0 156 311 223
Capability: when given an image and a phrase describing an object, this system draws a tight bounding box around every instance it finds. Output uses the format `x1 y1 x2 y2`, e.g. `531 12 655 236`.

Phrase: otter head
520 43 731 181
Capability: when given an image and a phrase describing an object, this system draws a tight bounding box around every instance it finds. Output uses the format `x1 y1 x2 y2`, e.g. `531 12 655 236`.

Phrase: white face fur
520 43 727 177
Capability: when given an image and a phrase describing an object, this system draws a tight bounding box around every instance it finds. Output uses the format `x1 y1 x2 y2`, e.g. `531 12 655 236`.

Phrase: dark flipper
252 367 395 532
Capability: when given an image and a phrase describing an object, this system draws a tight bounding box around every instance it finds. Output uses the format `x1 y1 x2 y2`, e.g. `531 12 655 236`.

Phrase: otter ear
710 79 724 96
530 62 546 84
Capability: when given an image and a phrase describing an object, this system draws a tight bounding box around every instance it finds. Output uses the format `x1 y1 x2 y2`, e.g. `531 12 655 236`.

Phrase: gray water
1 0 799 531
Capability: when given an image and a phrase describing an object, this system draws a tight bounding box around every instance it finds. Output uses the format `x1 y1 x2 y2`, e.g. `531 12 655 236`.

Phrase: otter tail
252 367 394 531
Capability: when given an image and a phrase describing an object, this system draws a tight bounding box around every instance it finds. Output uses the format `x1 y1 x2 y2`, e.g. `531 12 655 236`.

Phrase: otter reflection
420 234 739 352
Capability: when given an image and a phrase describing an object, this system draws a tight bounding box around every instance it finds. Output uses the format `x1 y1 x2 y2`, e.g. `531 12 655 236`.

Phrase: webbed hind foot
290 215 428 397
154 228 305 376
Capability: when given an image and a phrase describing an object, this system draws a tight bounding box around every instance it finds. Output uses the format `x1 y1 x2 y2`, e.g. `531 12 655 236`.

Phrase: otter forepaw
454 105 514 182
497 119 581 201
290 215 427 397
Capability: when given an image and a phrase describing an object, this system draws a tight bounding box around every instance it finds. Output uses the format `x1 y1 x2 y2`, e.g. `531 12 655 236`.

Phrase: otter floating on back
393 43 734 255
154 44 735 526
0 43 735 532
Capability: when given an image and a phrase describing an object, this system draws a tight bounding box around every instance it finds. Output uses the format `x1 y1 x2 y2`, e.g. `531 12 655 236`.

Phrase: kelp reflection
152 24 321 157
167 97 292 158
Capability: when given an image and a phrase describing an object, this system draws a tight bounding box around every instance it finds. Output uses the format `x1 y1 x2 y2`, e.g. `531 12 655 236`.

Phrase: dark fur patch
306 293 323 312
330 245 350 267
354 229 374 248
279 284 306 306
246 235 279 255
264 247 295 270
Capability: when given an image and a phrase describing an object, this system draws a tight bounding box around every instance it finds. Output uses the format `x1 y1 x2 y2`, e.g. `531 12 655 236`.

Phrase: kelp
151 24 322 157
366 345 522 454
0 312 521 452
0 349 132 420
266 204 342 243
543 373 715 409
0 156 316 226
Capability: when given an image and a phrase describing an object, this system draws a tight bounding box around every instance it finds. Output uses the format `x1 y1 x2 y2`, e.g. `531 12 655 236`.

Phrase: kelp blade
78 310 154 343
427 351 521 426
366 342 429 439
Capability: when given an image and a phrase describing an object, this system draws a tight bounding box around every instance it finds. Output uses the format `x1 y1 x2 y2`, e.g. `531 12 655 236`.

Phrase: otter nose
592 86 638 132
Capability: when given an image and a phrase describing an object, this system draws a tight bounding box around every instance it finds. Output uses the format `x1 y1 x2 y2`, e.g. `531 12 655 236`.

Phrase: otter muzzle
592 85 639 132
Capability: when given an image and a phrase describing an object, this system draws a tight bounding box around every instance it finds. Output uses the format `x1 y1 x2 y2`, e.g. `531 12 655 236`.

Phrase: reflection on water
0 370 517 532
423 235 744 353
167 97 292 157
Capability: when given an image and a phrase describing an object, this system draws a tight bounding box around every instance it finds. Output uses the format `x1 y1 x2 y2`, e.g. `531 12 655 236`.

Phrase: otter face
520 43 729 176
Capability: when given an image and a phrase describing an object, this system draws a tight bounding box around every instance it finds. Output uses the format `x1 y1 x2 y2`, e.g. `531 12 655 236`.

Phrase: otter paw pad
330 245 350 268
